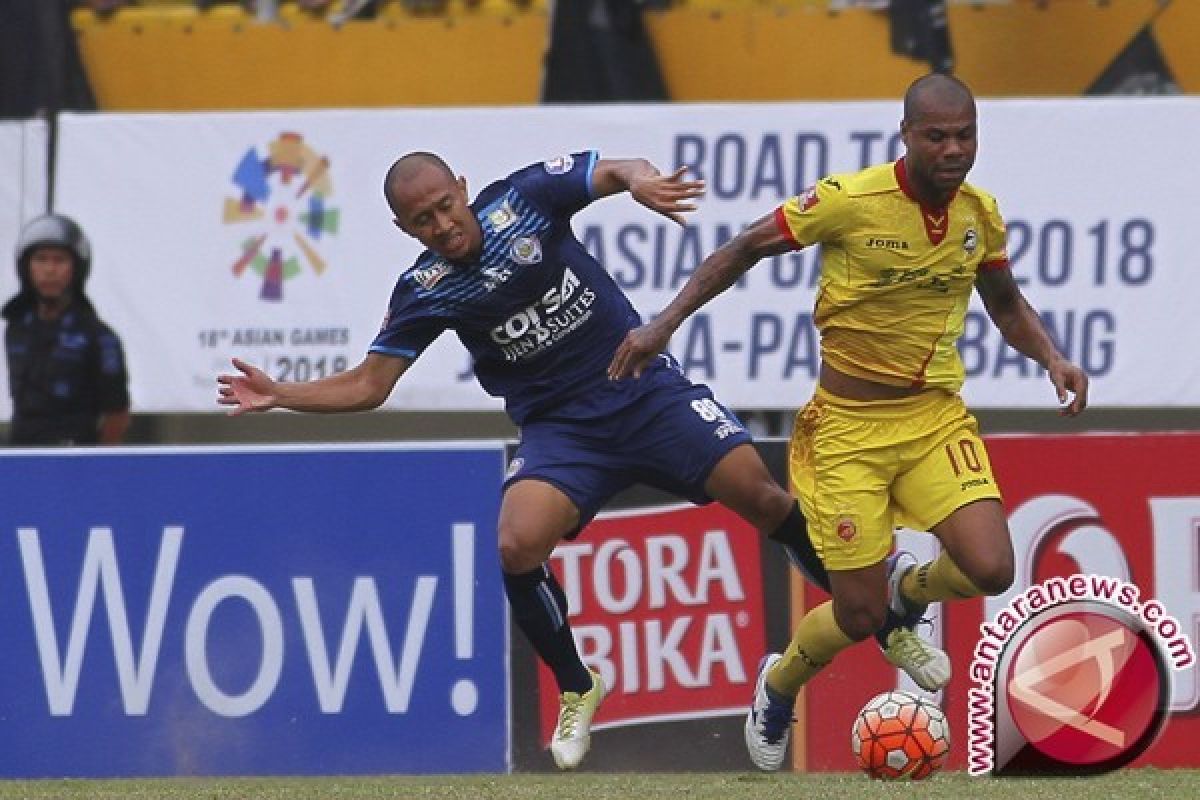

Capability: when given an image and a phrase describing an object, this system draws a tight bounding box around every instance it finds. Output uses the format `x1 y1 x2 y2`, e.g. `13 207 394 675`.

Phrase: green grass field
0 770 1195 800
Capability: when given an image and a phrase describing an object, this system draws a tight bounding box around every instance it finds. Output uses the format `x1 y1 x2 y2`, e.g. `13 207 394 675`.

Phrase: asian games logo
222 132 340 301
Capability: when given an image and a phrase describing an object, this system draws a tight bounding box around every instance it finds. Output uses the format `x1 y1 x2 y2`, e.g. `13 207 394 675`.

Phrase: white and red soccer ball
851 690 950 780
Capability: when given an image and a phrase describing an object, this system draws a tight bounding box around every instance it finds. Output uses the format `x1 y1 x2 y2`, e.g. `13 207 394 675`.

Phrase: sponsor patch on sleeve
543 155 575 175
799 186 820 211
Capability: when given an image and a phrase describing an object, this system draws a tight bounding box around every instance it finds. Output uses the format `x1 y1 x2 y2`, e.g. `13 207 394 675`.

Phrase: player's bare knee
970 559 1014 596
764 486 798 526
497 533 540 574
833 601 887 642
718 479 793 532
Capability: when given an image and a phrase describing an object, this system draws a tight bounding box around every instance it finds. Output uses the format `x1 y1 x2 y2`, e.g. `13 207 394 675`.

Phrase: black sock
503 564 593 694
767 503 831 592
767 504 908 647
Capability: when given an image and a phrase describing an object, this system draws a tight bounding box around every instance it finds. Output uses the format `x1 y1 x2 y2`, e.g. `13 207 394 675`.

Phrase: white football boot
550 670 606 770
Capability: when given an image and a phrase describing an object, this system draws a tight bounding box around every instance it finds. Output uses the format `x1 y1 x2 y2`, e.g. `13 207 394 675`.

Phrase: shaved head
903 73 975 125
898 73 978 206
383 152 456 212
384 151 481 261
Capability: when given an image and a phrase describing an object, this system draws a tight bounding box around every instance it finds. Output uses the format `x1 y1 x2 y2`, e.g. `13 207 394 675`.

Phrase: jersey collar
895 157 954 246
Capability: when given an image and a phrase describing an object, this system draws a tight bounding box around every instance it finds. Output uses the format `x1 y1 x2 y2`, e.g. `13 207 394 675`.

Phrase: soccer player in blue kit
218 150 906 770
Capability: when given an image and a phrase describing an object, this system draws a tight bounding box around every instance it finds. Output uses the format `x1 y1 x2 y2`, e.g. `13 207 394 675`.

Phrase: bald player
219 149 832 770
608 74 1090 771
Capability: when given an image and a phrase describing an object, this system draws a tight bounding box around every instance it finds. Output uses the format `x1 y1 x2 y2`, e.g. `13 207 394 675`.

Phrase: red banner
802 432 1200 770
538 504 766 742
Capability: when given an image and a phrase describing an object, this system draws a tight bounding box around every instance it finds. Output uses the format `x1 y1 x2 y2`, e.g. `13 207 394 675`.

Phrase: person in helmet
3 213 130 445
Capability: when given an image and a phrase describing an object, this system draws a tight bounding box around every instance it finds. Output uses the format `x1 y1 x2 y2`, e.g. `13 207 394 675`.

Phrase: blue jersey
371 151 678 424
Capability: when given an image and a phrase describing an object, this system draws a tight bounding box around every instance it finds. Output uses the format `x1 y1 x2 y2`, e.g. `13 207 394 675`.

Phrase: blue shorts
504 378 753 538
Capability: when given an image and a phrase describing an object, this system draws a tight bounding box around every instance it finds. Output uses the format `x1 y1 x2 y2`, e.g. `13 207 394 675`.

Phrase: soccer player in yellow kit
607 73 1089 771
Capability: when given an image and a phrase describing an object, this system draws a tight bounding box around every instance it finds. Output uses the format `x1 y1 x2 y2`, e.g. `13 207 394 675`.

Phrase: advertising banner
0 444 509 777
798 433 1200 771
537 503 767 739
53 99 1200 412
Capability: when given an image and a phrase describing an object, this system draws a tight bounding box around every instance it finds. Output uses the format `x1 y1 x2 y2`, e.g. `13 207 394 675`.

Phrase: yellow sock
900 552 984 604
767 601 855 697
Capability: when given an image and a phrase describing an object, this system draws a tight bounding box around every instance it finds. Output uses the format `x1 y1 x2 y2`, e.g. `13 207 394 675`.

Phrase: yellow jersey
775 158 1009 392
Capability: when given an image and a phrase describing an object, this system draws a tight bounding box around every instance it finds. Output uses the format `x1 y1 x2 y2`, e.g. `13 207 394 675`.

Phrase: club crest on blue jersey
511 235 543 265
543 155 574 175
488 201 517 232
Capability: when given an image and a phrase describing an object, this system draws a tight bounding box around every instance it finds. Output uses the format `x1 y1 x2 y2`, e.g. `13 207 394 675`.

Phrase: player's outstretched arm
590 159 705 227
608 211 794 380
976 268 1089 416
217 353 410 416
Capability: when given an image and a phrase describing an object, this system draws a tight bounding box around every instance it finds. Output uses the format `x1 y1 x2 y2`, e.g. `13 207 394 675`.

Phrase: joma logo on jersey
490 268 583 346
866 237 910 250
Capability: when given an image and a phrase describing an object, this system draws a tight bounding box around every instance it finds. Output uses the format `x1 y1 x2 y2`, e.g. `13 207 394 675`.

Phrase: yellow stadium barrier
71 0 1181 111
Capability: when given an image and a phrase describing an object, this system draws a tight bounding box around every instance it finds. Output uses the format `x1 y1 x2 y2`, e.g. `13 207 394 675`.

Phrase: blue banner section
0 445 508 778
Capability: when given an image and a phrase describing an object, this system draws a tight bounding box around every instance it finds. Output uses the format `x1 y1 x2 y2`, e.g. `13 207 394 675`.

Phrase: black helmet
4 213 93 320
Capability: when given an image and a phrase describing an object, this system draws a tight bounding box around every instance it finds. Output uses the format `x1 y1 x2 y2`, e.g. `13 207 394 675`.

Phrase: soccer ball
851 690 949 780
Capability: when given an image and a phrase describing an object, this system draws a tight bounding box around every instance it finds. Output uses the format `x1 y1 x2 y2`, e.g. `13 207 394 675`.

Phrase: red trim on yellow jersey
774 205 801 248
921 211 949 246
894 158 958 211
979 257 1010 272
894 158 955 246
910 302 957 388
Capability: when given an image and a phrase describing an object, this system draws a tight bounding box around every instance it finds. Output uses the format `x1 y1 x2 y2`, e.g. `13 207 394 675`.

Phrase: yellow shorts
788 387 1002 571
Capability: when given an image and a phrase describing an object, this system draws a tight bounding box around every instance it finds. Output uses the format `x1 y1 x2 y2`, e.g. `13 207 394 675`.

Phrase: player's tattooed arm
976 267 1089 415
608 211 794 380
591 159 705 227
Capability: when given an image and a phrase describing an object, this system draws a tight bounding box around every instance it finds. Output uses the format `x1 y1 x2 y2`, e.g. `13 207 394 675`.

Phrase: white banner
54 100 1200 412
0 119 49 420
